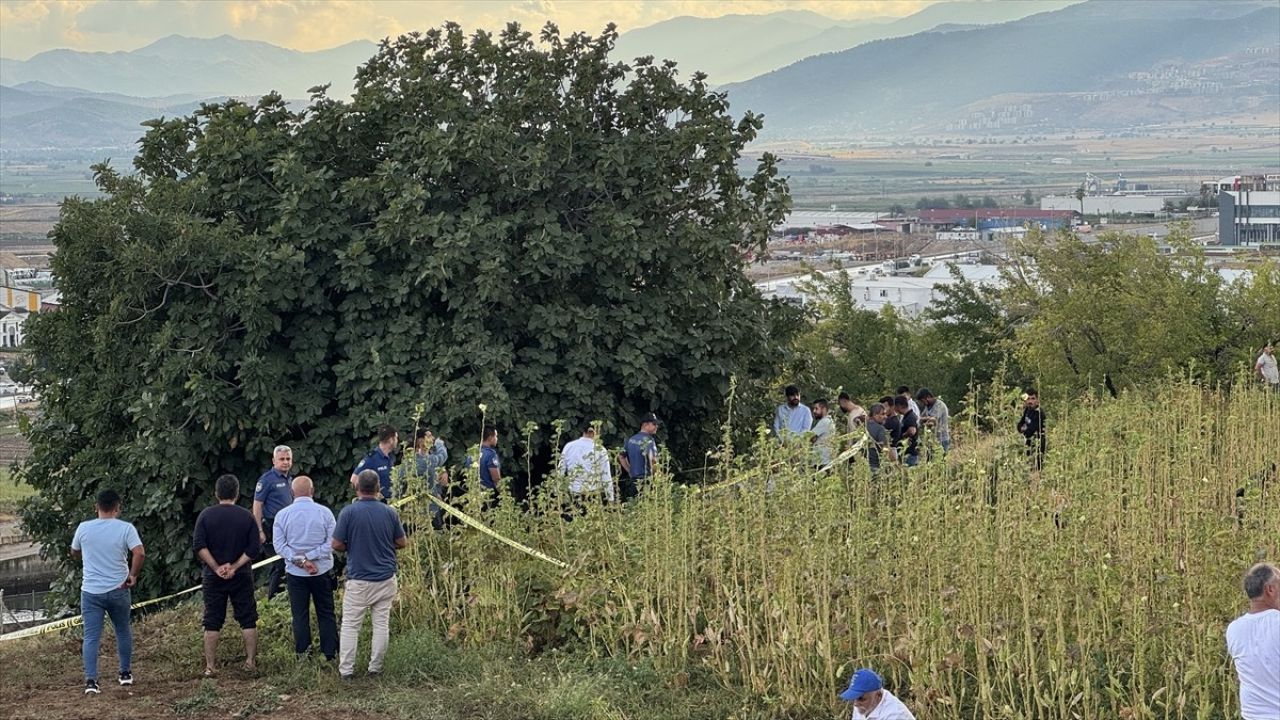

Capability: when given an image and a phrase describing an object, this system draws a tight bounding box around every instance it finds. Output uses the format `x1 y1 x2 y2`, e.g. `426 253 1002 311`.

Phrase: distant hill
0 82 232 150
614 1 1082 85
722 0 1280 138
0 34 377 98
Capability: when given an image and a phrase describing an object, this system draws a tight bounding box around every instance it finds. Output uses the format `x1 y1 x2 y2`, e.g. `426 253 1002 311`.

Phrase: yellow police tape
698 432 870 494
1 491 565 641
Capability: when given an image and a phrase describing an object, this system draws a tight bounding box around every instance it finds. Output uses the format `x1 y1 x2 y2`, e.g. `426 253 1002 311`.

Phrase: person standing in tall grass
560 424 615 512
865 403 896 473
1256 342 1279 390
1226 562 1280 720
891 396 920 467
619 413 660 502
916 388 951 454
773 385 812 443
811 399 836 467
837 393 867 434
350 425 399 502
1018 389 1046 471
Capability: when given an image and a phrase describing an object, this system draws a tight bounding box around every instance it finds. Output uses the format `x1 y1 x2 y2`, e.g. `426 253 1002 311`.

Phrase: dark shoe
367 671 381 679
84 679 100 695
339 674 355 681
118 671 133 686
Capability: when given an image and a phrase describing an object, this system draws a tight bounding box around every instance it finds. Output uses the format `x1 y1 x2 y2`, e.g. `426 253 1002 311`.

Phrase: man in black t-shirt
1018 389 1046 471
193 474 261 676
892 396 921 466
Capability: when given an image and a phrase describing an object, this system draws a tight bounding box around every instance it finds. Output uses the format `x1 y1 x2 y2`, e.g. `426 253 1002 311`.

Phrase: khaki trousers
338 576 397 676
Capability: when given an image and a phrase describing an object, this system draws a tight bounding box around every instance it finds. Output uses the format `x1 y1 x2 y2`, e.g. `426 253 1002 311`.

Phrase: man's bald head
291 476 314 497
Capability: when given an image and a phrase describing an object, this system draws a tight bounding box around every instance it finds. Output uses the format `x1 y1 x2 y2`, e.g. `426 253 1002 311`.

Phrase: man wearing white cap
839 668 916 719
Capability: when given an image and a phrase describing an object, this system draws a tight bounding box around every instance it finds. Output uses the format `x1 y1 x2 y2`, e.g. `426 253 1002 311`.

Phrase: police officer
350 425 399 502
252 445 294 599
618 413 660 501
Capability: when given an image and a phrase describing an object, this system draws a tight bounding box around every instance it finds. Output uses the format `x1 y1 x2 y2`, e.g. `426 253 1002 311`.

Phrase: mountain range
723 0 1280 137
0 34 376 98
1 0 1277 152
612 1 1081 85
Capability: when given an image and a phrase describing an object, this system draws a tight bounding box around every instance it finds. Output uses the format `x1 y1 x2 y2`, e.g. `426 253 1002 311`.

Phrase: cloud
0 0 936 60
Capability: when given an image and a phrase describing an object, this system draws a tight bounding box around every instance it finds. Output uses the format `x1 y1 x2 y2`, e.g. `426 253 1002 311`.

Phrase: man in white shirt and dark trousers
71 489 145 694
1226 562 1280 720
839 668 916 720
560 423 614 517
272 476 338 662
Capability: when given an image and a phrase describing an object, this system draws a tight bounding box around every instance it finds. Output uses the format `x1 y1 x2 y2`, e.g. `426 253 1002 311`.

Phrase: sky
0 0 951 60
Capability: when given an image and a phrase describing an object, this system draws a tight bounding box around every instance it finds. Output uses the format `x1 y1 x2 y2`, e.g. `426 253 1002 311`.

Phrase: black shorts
202 571 258 631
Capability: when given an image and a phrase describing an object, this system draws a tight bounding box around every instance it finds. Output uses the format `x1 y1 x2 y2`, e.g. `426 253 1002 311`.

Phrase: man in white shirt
559 424 614 511
811 399 836 467
839 668 916 720
1256 343 1279 389
1226 562 1280 720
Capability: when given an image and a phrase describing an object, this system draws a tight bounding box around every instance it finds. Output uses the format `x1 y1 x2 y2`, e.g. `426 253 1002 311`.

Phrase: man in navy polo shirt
476 426 501 507
350 425 398 501
618 413 660 502
332 470 406 679
253 445 294 599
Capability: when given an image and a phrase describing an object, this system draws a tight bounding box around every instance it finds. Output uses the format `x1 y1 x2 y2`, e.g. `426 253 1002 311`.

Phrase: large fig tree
19 23 793 597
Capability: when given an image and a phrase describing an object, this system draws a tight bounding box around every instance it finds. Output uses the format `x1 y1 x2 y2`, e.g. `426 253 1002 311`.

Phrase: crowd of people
771 383 1047 471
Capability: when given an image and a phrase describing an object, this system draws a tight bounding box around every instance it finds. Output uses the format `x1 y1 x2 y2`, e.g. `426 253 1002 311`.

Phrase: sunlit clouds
0 0 935 59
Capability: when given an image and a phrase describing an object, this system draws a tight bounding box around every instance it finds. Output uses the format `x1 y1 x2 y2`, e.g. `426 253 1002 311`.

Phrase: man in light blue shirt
71 489 145 694
272 476 338 661
773 385 813 443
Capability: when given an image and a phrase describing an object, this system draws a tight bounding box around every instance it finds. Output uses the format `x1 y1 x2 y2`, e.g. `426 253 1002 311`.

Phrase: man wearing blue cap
839 668 915 719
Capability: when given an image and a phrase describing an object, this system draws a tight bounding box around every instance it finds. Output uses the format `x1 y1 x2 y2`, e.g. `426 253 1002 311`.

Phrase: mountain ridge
722 0 1280 138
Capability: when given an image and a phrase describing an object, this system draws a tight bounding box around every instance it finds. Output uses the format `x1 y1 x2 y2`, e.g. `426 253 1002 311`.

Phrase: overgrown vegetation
4 381 1272 719
787 228 1279 412
17 23 795 599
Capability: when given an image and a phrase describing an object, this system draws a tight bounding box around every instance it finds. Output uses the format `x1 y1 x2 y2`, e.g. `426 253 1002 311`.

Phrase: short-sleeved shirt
253 467 293 520
812 416 835 465
1226 609 1280 720
866 421 889 470
896 410 920 457
333 498 405 582
478 446 500 489
1258 353 1280 385
920 398 951 443
624 432 657 480
353 446 395 499
71 518 143 595
192 503 261 581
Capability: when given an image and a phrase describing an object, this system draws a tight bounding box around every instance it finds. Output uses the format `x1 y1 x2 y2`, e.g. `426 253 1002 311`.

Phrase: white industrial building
1040 195 1172 215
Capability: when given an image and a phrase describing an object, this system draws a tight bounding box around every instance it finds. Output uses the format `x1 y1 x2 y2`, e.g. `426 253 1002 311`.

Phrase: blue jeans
82 588 132 680
940 438 951 453
904 453 920 467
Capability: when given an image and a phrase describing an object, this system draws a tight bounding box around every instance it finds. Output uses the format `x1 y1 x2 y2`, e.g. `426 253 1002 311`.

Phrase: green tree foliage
922 264 1022 396
785 273 956 406
915 196 951 210
999 227 1263 396
18 23 793 597
1022 189 1035 206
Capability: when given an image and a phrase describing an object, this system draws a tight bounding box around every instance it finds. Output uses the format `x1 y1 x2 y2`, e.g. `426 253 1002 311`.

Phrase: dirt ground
0 621 393 720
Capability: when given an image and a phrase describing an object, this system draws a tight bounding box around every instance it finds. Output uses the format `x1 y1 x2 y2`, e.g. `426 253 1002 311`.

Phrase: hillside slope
722 0 1280 137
